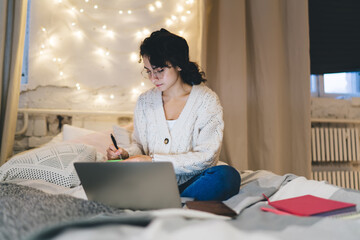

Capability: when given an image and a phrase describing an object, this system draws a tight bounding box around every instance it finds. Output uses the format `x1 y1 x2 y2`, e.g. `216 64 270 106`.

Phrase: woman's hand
106 144 129 160
122 155 152 162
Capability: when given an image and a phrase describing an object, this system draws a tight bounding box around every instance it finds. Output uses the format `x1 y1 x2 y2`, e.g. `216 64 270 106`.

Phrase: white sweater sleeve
153 96 224 175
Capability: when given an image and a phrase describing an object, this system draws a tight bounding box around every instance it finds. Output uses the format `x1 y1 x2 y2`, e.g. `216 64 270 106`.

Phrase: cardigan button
164 138 169 144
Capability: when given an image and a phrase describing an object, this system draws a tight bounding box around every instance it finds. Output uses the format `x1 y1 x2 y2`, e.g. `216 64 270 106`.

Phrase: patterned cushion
0 143 96 187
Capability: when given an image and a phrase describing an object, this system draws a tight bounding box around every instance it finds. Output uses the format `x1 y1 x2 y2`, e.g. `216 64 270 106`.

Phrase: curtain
202 0 311 178
0 0 28 166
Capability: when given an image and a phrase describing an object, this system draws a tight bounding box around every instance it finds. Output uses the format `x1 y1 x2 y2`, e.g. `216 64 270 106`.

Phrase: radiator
312 170 360 190
311 125 360 162
311 124 360 190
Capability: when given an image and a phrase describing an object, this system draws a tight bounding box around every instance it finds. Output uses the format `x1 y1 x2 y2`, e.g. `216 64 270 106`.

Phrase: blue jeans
179 165 241 201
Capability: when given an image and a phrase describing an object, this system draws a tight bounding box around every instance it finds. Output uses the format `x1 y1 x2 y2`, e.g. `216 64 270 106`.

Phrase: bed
1 124 360 240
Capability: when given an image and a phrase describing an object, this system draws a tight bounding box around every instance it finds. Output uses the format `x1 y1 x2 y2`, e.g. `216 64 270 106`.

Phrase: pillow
112 125 131 146
67 130 112 161
62 124 96 141
0 143 96 188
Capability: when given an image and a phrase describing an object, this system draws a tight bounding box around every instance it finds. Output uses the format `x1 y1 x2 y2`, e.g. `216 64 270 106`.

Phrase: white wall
19 0 201 111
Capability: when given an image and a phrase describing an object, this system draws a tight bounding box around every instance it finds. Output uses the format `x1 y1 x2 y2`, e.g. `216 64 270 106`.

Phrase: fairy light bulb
127 10 132 14
57 58 62 62
166 19 173 27
149 5 155 12
179 31 184 36
94 5 98 9
136 31 142 39
107 30 114 38
75 30 82 38
130 52 138 62
143 29 150 36
53 58 57 62
171 15 177 20
119 10 123 14
132 88 139 94
59 71 63 76
71 22 76 26
155 1 162 8
80 8 84 13
181 16 187 22
49 36 56 47
177 5 184 12
41 27 46 32
141 82 145 86
110 94 115 99
85 0 89 2
76 83 81 90
187 10 191 14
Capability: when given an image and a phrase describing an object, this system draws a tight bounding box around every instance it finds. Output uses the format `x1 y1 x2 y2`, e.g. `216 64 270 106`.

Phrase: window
21 0 31 85
311 71 360 98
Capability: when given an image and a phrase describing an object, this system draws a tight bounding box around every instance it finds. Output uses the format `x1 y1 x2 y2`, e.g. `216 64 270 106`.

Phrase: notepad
262 194 356 217
185 201 237 217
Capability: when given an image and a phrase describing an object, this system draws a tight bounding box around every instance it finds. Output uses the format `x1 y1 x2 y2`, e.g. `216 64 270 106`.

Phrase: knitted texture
0 143 96 187
0 183 125 240
125 84 224 185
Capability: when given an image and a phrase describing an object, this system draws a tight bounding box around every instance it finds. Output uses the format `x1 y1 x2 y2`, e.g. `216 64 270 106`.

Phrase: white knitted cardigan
124 84 224 185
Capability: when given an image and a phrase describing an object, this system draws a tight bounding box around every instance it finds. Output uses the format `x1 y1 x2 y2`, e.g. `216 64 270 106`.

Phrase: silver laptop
74 162 182 210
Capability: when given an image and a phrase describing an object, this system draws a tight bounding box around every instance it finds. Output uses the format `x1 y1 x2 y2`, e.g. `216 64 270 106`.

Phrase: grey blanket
2 171 360 240
0 183 149 240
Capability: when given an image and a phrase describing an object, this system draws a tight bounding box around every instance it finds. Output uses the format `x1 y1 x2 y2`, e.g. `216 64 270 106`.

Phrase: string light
166 19 173 26
130 52 138 62
38 0 197 107
149 5 155 12
155 1 162 8
107 30 114 38
177 5 184 12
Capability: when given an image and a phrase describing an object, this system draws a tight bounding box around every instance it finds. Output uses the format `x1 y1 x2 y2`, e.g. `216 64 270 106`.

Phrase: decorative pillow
112 125 131 147
67 131 111 154
62 124 97 141
0 143 96 188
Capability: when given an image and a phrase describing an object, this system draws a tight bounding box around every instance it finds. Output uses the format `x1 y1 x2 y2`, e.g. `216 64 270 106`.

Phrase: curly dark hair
139 28 206 85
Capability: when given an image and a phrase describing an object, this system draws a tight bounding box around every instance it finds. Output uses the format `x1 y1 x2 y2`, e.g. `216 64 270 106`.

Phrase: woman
107 28 240 201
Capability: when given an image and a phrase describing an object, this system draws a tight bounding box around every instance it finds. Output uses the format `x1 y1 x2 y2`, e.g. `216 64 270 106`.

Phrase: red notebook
262 194 356 217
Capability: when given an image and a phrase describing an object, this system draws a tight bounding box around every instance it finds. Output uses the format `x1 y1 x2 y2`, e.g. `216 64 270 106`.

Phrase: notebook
186 201 237 217
262 194 357 217
74 162 182 210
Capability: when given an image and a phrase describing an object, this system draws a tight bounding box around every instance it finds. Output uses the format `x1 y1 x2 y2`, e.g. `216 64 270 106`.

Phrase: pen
110 133 123 160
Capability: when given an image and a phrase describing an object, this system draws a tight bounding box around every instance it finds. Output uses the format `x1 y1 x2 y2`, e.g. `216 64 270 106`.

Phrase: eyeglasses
141 67 167 79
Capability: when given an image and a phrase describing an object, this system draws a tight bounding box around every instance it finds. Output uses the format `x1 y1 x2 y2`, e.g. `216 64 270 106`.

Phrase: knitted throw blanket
0 183 125 240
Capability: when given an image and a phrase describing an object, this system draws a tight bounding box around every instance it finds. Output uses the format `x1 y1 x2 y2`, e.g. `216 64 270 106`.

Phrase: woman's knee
206 165 241 192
